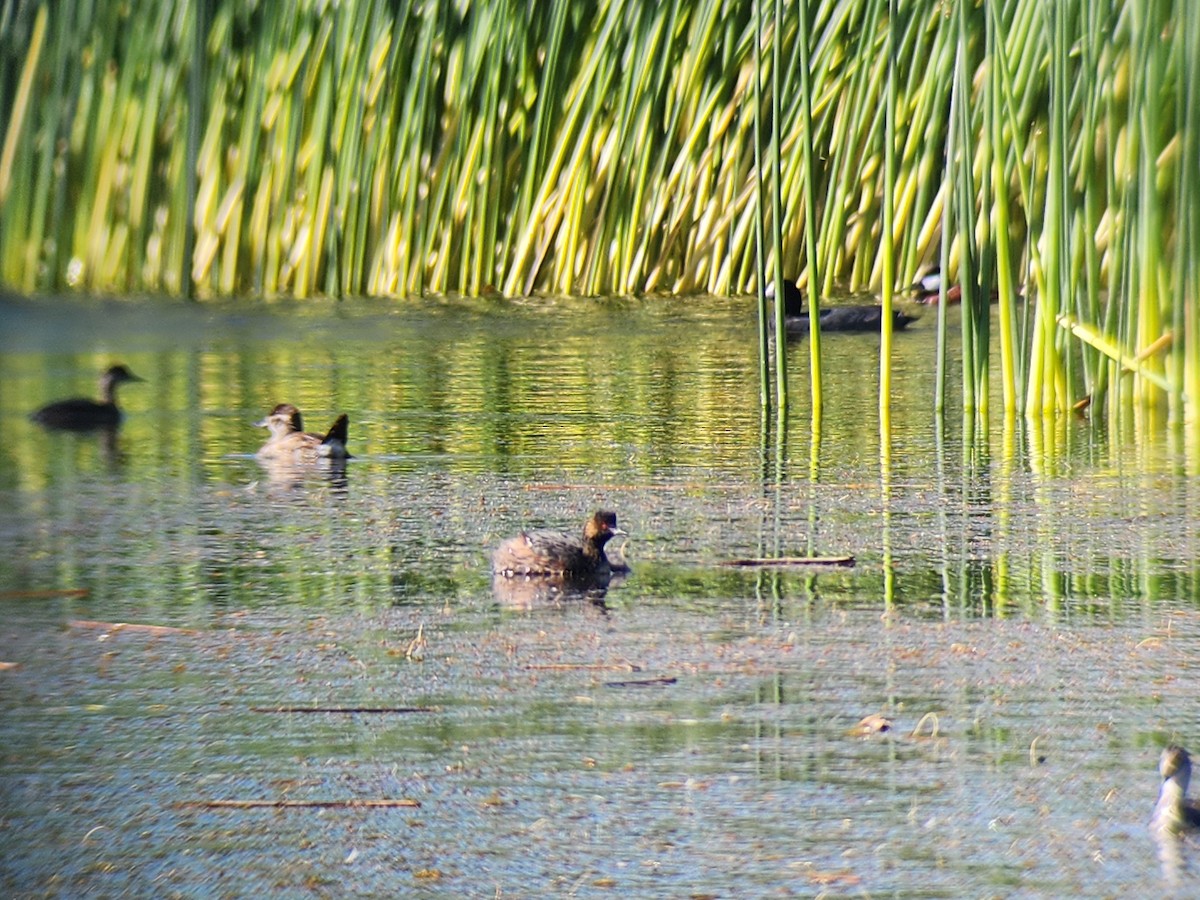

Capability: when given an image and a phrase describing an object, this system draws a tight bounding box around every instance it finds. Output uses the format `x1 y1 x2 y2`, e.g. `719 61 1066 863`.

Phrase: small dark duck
30 364 144 430
255 403 351 461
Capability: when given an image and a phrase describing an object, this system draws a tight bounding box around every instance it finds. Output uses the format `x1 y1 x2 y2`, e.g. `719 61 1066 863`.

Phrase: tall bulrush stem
1026 0 1070 417
795 0 822 421
946 3 982 414
1129 0 1167 412
987 2 1019 414
1182 0 1200 438
754 0 771 411
0 5 47 275
878 0 896 435
769 0 787 413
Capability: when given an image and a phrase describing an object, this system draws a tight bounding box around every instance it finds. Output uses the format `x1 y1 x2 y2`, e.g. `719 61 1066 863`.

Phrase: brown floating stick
604 676 677 688
718 555 855 568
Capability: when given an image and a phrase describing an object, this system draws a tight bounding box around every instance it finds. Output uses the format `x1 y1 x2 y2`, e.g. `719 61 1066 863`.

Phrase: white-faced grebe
30 364 144 430
493 510 627 580
766 279 917 336
255 403 351 461
1152 744 1200 836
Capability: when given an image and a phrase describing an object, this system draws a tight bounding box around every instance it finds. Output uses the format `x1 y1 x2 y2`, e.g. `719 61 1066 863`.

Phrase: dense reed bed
0 0 1195 423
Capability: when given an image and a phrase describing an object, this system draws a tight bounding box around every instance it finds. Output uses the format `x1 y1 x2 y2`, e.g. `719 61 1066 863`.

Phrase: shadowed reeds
0 0 1195 425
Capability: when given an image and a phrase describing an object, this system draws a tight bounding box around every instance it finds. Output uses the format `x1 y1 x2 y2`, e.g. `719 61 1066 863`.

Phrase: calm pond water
1 293 1199 897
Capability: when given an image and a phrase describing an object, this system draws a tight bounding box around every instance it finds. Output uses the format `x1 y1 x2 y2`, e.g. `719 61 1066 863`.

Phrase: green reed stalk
813 0 884 299
973 3 993 425
986 3 1019 414
0 4 45 240
754 0 770 410
1130 0 1167 410
877 0 896 432
988 0 1045 398
1026 0 1068 417
933 94 953 418
795 0 821 418
951 0 980 414
1070 2 1105 407
15 4 55 294
769 0 786 412
180 3 204 301
1183 0 1200 433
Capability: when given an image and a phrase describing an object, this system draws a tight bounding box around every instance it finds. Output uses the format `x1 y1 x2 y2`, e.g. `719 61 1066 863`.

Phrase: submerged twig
719 555 855 568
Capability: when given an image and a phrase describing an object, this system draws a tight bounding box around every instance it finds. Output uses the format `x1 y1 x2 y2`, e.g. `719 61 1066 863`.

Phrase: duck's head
584 510 626 546
1161 745 1192 789
256 402 305 436
101 364 144 389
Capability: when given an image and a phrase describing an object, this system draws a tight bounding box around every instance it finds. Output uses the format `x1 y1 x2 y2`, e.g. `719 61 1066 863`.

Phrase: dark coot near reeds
1152 745 1200 836
766 279 917 336
255 403 351 461
492 510 628 583
30 364 144 431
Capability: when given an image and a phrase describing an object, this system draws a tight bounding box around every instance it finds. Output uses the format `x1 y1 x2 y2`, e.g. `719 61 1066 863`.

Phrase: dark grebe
493 510 627 580
30 364 144 430
766 279 917 336
255 403 351 461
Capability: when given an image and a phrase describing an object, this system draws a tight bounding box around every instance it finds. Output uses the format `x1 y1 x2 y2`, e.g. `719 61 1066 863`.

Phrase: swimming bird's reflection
490 571 623 612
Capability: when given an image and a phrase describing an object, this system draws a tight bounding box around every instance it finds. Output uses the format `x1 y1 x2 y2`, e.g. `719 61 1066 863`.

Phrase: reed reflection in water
0 294 1197 896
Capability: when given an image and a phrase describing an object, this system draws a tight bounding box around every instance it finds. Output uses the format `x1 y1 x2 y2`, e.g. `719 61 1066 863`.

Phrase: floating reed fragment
179 799 421 809
250 706 437 714
719 555 855 568
911 712 941 739
526 663 641 672
68 620 199 636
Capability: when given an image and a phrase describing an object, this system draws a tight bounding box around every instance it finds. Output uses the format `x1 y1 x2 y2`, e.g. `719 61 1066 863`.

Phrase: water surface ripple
1 294 1197 897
